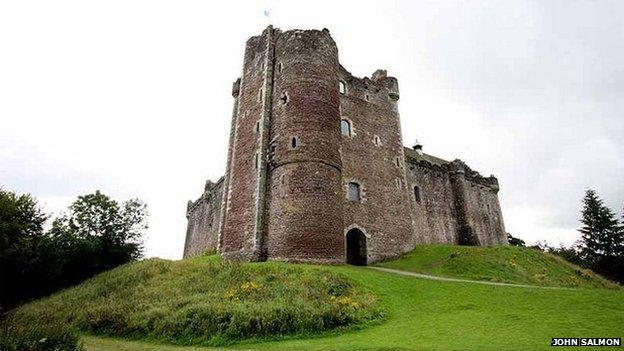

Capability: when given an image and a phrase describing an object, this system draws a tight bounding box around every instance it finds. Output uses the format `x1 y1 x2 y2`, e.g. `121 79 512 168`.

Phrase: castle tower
218 27 344 262
338 68 415 263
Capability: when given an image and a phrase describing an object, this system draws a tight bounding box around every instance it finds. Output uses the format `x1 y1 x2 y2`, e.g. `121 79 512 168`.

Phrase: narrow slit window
339 81 346 95
395 178 402 189
280 92 288 105
253 153 258 169
258 88 263 102
341 119 351 136
277 62 282 72
374 135 381 146
255 121 260 133
365 94 369 101
347 182 361 202
290 136 299 149
414 186 421 203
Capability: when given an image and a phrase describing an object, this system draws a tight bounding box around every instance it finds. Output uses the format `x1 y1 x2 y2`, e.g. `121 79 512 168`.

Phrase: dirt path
369 266 576 290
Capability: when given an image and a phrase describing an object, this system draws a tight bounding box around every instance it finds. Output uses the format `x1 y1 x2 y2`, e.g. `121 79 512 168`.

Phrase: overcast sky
1 0 622 259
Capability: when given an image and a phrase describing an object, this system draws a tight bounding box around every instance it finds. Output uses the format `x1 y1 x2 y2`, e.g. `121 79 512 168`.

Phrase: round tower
264 29 344 263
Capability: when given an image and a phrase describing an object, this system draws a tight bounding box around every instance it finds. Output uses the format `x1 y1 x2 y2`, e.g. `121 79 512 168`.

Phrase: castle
184 27 507 264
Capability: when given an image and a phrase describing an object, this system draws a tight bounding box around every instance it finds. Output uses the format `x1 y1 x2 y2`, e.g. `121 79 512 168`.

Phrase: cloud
1 0 622 258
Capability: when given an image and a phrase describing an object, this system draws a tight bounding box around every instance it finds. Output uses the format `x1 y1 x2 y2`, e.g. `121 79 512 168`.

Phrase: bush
0 322 84 351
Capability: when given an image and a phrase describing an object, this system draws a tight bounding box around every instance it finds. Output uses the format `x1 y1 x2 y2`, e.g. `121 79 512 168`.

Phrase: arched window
414 186 421 203
280 92 288 105
341 119 351 136
339 81 346 95
347 182 361 202
290 136 299 149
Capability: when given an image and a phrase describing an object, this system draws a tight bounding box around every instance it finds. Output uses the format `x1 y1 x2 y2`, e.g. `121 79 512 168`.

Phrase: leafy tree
0 189 52 311
1 189 147 311
49 191 147 277
506 233 525 247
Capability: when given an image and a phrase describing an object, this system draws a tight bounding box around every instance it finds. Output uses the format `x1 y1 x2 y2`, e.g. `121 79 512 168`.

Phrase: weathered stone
183 27 508 263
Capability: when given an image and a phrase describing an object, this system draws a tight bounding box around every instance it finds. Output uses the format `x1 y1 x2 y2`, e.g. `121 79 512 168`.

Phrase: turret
265 28 344 263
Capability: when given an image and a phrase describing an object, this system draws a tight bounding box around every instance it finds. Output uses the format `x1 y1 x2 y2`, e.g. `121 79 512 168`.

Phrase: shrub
0 322 84 351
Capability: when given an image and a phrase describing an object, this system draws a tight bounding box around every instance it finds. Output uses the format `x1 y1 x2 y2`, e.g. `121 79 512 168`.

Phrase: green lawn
83 264 624 351
377 245 619 289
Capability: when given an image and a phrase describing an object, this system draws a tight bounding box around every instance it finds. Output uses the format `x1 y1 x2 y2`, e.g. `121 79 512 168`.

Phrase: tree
577 189 624 284
0 189 51 311
1 189 148 310
578 189 623 261
506 233 525 247
49 191 147 274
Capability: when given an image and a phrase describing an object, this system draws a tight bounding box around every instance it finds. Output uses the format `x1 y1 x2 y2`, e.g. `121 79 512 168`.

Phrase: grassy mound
377 245 619 288
83 264 624 351
9 256 382 346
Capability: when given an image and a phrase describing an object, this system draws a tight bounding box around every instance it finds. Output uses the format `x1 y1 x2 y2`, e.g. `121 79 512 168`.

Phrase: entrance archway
346 228 367 265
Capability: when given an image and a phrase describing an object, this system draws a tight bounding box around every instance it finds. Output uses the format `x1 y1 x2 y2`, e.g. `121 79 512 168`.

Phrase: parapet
231 78 240 97
186 176 225 216
404 148 499 192
339 65 400 103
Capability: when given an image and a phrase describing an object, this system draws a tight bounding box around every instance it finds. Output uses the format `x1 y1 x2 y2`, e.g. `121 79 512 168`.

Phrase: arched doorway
346 228 367 266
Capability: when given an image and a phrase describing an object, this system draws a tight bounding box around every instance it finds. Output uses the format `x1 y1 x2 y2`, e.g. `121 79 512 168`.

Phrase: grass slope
377 245 619 289
9 256 381 346
11 246 624 350
83 264 624 351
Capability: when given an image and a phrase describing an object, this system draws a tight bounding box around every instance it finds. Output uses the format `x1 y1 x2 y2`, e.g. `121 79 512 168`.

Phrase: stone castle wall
183 26 507 261
338 67 415 263
184 178 224 257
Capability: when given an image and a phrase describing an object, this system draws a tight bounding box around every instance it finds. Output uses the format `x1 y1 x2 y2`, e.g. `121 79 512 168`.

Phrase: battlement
186 177 224 216
404 147 499 192
338 65 400 103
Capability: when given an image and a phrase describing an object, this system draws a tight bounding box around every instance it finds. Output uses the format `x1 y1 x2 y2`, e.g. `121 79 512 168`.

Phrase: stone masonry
183 26 507 264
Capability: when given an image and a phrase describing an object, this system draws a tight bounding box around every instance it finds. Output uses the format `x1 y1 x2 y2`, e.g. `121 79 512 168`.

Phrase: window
414 186 421 203
255 121 260 133
365 94 370 101
277 62 282 72
290 136 299 149
373 135 381 146
339 81 346 95
280 92 288 105
341 119 351 136
347 182 361 202
253 153 258 169
395 178 402 189
258 88 263 102
395 157 401 167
